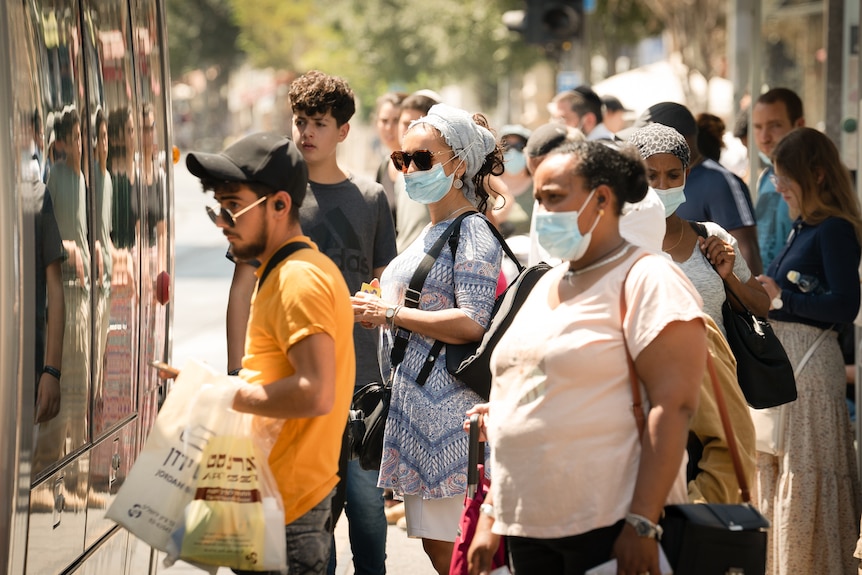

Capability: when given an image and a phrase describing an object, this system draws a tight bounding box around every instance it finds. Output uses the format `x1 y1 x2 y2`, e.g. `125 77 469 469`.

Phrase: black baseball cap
602 96 631 113
636 102 698 138
524 123 570 158
186 132 308 204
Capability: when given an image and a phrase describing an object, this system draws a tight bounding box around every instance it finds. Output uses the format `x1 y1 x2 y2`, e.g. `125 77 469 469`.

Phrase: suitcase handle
467 414 482 498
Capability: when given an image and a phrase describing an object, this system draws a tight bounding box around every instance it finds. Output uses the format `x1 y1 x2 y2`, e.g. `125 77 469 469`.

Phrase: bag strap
621 269 754 503
411 212 524 386
390 212 477 376
794 327 832 378
258 241 312 289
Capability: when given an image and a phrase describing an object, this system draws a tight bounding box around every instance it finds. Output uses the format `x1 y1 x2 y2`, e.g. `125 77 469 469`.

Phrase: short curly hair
288 70 356 126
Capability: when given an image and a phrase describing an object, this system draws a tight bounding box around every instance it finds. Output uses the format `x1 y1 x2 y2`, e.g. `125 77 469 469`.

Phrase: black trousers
507 519 625 575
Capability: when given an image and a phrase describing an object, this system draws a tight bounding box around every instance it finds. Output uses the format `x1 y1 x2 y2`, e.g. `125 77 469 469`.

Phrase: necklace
663 222 685 253
441 205 472 221
565 242 632 284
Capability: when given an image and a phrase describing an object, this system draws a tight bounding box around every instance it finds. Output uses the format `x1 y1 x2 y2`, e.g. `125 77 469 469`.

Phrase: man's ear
795 117 806 128
272 190 292 216
338 121 350 143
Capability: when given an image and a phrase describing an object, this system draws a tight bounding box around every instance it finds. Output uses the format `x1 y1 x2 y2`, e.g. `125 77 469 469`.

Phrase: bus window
90 0 141 439
32 0 92 479
134 0 170 442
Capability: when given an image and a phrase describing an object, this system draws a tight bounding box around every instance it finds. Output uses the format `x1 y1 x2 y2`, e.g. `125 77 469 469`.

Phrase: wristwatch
385 305 401 327
479 503 495 519
771 293 784 310
625 512 663 541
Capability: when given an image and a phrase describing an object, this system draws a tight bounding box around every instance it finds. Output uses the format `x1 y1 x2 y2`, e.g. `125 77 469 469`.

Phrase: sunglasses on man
206 194 269 227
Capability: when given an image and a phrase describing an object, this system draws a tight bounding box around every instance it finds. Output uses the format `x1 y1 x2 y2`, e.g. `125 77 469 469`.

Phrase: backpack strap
446 214 525 274
390 212 476 374
257 241 312 289
414 213 524 386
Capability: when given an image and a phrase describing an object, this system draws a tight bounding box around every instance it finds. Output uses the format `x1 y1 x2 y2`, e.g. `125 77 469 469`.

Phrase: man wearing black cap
636 102 763 275
601 95 631 133
186 132 355 574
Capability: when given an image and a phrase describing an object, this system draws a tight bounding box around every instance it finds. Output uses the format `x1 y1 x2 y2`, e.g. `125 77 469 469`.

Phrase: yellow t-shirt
242 236 355 525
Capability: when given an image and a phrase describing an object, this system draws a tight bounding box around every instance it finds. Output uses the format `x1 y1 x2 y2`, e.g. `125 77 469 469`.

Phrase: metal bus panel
25 454 89 575
0 0 173 570
69 528 130 575
84 420 137 549
1 0 41 572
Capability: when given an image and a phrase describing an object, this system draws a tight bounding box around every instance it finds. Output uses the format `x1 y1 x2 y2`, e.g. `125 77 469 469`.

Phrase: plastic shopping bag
106 359 242 551
166 410 287 572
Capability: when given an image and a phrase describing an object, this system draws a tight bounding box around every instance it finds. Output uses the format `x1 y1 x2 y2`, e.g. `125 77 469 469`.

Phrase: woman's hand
612 525 661 575
755 274 780 300
351 291 394 328
698 236 734 279
467 514 499 575
463 403 490 442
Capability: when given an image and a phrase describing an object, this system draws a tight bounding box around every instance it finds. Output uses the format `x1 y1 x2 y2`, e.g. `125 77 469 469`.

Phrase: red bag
449 415 507 575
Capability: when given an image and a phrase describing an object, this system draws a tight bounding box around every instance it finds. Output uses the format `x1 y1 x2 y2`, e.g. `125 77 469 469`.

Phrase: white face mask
654 180 686 217
534 188 600 261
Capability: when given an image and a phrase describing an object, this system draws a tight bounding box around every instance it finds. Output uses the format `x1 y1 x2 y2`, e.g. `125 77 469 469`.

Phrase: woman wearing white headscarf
352 104 504 574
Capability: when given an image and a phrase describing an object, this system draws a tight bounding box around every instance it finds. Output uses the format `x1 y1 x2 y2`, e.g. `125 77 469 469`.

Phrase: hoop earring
453 178 464 190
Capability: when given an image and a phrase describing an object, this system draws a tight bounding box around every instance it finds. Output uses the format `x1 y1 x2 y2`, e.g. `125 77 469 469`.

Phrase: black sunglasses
390 149 451 172
206 194 269 227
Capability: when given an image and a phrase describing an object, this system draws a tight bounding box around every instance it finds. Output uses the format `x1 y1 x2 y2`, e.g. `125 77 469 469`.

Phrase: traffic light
526 0 583 46
503 1 583 48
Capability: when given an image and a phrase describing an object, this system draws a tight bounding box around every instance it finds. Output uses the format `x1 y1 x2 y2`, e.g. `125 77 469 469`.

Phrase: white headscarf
408 103 496 205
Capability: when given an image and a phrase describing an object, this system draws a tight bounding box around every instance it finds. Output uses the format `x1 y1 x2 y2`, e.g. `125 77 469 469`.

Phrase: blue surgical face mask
758 151 773 168
504 149 527 175
654 180 686 217
534 188 600 261
404 161 456 204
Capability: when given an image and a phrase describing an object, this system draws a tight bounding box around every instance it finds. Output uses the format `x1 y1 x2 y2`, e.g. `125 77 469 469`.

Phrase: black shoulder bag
408 213 552 400
689 221 796 408
621 258 770 575
348 212 476 470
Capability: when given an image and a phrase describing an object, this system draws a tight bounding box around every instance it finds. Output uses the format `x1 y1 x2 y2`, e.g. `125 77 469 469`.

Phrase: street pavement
159 159 436 575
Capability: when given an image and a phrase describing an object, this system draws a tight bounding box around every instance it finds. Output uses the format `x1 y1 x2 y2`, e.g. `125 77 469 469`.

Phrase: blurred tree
166 0 242 75
230 0 544 117
167 0 243 148
637 0 727 110
591 0 663 76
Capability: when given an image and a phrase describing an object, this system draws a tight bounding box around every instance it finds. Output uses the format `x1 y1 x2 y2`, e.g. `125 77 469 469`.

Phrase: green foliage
166 0 242 75
166 0 674 118
227 0 545 117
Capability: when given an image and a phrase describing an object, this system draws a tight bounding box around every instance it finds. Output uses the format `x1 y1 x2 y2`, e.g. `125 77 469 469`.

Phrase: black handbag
689 221 796 408
623 279 769 575
347 212 475 470
659 354 769 574
721 291 796 408
347 380 390 471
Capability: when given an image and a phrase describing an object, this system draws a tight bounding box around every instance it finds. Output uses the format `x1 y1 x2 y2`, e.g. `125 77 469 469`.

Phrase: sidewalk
159 518 436 575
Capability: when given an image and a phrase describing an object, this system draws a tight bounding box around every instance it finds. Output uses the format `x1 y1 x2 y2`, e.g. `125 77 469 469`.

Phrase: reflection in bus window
34 107 91 475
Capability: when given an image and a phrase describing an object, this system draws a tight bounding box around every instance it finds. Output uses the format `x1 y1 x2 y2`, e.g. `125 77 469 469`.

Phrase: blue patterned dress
379 213 502 499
